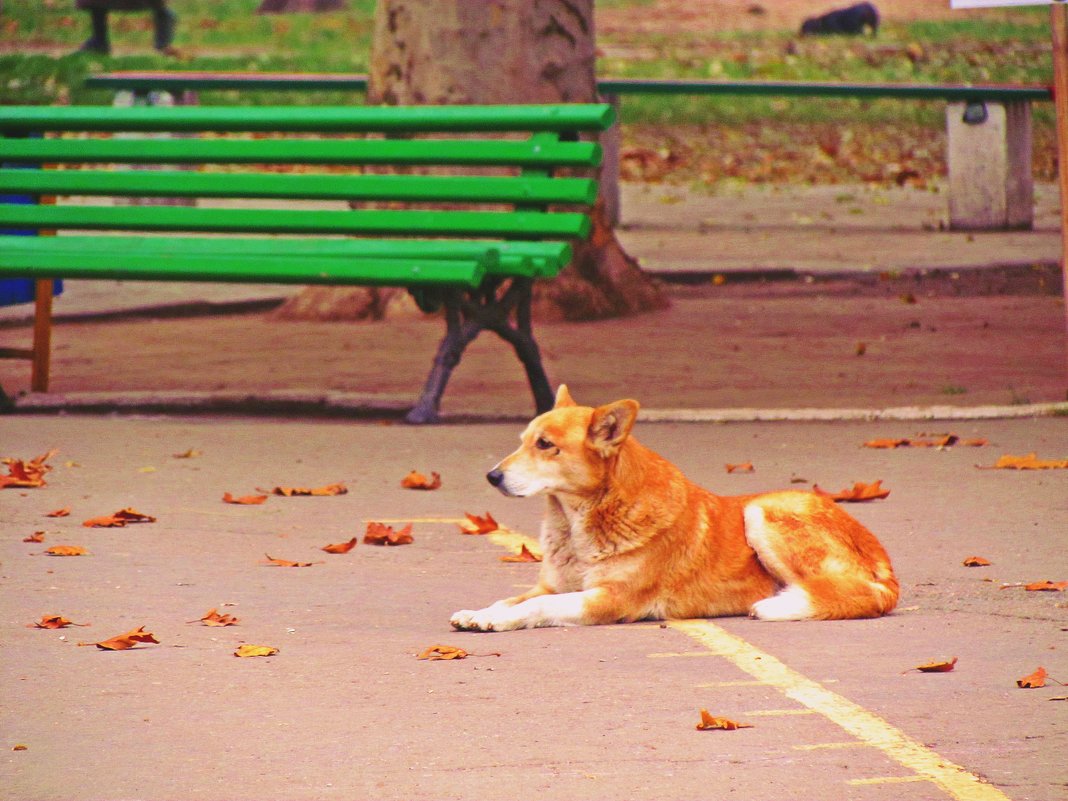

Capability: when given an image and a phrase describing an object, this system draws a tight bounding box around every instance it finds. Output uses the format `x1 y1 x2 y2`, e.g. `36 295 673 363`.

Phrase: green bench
0 102 613 422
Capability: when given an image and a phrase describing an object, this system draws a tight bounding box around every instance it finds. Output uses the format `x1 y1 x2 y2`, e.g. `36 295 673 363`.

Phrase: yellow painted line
849 776 933 786
363 517 467 524
794 741 874 751
670 620 1012 801
745 708 816 717
488 528 541 557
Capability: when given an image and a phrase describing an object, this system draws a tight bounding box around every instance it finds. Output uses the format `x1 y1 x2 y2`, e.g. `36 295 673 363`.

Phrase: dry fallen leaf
962 556 992 567
0 448 57 489
696 709 753 731
29 614 89 629
418 644 469 660
364 522 414 546
45 508 70 518
725 462 755 474
267 483 348 497
979 453 1068 470
44 545 87 557
12 745 27 751
321 537 358 554
864 438 910 449
812 480 890 503
78 626 158 651
23 531 45 543
1024 580 1068 592
459 512 499 535
173 448 202 459
400 470 441 490
1017 667 1048 689
906 656 958 674
222 492 268 505
82 508 156 528
234 644 278 658
188 608 239 627
262 553 321 567
501 543 542 563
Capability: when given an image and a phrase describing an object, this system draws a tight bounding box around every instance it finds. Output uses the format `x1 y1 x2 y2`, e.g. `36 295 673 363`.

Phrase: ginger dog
450 386 898 631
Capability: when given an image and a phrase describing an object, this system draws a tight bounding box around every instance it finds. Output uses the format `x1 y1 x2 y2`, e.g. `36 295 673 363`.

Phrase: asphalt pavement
1 414 1066 801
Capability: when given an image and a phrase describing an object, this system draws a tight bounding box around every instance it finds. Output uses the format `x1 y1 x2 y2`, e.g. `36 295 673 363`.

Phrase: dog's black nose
486 469 504 487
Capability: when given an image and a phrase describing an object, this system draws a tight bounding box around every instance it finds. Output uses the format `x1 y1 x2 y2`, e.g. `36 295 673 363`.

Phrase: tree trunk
272 0 667 323
256 0 346 13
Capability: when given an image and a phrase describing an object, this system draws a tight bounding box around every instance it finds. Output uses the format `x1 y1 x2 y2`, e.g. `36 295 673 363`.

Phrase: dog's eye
535 436 555 451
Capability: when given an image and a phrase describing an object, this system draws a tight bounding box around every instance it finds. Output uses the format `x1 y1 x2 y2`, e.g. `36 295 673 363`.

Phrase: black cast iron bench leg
405 278 554 424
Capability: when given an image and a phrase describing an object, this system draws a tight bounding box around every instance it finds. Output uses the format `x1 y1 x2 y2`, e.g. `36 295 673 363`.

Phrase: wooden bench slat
0 203 592 240
0 137 602 169
0 104 616 134
0 249 488 287
3 235 571 278
0 168 598 206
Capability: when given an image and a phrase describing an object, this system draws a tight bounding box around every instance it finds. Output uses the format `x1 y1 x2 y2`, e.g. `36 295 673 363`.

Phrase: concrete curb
5 389 1065 424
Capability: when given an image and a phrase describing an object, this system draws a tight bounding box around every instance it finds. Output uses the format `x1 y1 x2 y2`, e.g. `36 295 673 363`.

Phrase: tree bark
272 0 667 323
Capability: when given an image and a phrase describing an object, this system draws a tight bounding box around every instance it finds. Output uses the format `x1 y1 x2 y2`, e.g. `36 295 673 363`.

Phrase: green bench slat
2 235 570 279
0 137 602 169
0 168 598 206
0 104 615 134
0 249 487 287
0 203 592 240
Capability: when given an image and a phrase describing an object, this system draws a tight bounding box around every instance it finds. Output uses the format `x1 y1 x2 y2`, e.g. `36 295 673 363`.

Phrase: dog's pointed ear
554 384 577 409
587 399 640 456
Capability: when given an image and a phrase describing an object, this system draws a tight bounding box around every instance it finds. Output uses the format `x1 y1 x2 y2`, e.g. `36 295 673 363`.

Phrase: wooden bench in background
0 102 613 422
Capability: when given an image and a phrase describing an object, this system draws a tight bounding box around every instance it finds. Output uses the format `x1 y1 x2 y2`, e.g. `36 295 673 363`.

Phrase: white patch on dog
750 585 815 621
743 503 795 584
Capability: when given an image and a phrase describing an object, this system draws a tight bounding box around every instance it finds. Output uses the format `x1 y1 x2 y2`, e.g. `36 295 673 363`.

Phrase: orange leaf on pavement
234 644 278 658
23 531 45 543
0 449 57 489
1024 580 1068 592
1017 667 1048 689
364 522 414 546
962 556 991 567
262 553 320 567
863 438 910 449
501 543 542 563
812 480 890 503
45 508 70 518
44 545 87 557
321 537 358 554
979 453 1068 470
458 512 499 535
82 508 156 528
222 492 268 505
725 462 754 474
78 626 158 651
268 482 348 497
907 656 958 674
418 645 469 660
400 470 441 490
696 709 753 731
30 615 88 629
188 608 239 627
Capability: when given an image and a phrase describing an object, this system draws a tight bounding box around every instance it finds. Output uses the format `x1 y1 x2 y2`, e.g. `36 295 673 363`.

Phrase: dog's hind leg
742 497 898 621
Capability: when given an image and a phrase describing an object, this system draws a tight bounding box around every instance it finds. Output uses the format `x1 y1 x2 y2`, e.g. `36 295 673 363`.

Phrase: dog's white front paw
450 603 524 632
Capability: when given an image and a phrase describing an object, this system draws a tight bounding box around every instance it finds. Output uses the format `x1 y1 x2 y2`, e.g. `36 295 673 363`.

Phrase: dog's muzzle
486 468 514 496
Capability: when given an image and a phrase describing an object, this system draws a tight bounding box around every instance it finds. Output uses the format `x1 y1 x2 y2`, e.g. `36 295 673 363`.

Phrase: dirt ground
2 275 1064 418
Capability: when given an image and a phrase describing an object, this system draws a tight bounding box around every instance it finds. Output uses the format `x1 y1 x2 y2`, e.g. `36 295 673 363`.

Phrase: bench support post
406 279 553 424
946 99 1033 231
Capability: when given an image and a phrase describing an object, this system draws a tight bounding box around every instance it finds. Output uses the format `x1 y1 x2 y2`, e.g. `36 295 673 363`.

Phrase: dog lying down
450 386 898 632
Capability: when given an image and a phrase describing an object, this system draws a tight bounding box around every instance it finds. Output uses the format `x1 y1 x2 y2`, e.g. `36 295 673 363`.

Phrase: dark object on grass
800 2 879 36
256 0 347 12
74 0 177 55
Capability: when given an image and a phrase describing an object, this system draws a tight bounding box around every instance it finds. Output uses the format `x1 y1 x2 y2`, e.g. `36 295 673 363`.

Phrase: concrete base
947 99 1034 231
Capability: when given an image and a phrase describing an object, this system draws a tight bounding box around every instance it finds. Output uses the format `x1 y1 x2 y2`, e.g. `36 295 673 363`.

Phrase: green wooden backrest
0 103 611 254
